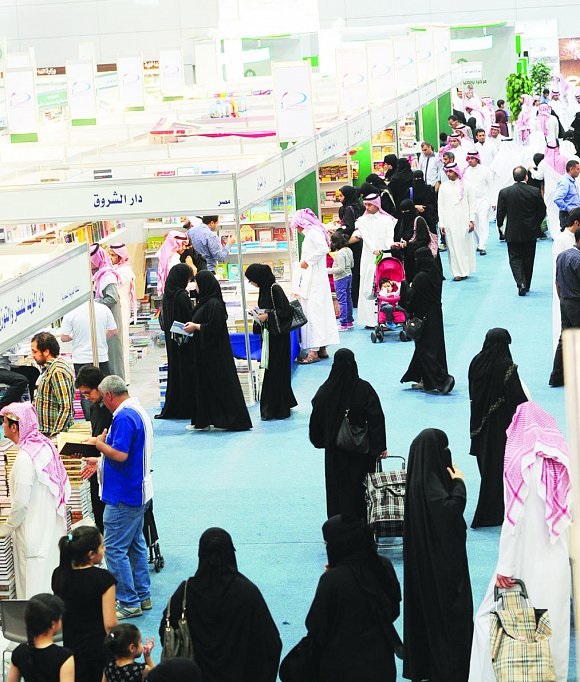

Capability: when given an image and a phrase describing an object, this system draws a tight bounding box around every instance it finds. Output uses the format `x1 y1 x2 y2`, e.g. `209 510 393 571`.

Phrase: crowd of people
1 82 579 682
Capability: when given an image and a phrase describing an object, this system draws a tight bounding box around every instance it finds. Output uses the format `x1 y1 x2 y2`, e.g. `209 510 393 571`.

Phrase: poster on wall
272 61 315 142
66 60 97 125
559 38 580 89
159 49 185 99
366 40 396 104
336 43 369 114
393 36 418 96
117 56 145 110
5 68 38 142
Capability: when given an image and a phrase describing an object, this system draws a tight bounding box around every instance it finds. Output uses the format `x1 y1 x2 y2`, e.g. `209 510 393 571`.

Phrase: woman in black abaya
337 185 365 305
403 429 473 682
309 349 387 520
468 328 528 528
388 158 413 210
400 248 454 394
160 528 281 682
303 515 401 682
156 264 195 419
184 270 252 431
411 169 438 233
245 264 297 420
393 200 441 281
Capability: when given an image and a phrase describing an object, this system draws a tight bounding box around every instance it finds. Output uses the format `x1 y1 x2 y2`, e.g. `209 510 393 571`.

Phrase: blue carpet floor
137 234 574 679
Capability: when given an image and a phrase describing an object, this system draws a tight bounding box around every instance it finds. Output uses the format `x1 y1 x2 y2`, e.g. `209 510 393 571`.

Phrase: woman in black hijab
302 515 401 682
184 270 252 431
156 263 195 419
363 174 397 216
400 248 454 394
388 158 413 210
468 328 527 528
245 264 297 420
403 429 473 682
383 153 398 182
411 170 438 233
160 528 281 682
393 199 441 281
309 348 387 519
336 185 365 305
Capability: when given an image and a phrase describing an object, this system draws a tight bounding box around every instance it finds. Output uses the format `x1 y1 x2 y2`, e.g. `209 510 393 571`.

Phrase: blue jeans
335 275 353 326
104 501 151 607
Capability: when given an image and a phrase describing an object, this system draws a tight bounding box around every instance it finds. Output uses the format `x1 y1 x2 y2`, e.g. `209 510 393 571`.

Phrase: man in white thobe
447 133 468 170
550 89 567 134
352 193 397 327
438 161 476 280
0 402 70 598
464 150 494 255
474 128 497 166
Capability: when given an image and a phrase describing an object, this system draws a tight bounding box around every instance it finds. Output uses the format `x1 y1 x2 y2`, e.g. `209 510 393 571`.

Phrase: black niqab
365 173 388 191
161 263 192 331
193 269 227 318
309 349 359 447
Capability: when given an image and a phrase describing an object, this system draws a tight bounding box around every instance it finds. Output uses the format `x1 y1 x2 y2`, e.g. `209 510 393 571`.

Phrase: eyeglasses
79 390 94 398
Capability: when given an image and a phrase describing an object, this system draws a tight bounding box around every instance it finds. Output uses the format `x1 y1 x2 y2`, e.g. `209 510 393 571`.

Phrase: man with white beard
464 150 494 255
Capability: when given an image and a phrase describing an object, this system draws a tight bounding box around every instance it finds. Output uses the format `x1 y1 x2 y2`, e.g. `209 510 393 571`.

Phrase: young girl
52 526 117 682
327 232 355 331
103 624 155 681
377 279 403 330
8 593 74 682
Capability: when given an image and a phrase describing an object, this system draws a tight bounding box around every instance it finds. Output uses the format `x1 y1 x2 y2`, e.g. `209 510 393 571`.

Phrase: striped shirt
34 357 75 436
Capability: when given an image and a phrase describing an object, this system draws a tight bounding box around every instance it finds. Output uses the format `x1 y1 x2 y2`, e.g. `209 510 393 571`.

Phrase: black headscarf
396 198 417 242
360 181 397 217
532 153 544 167
245 263 277 310
394 158 413 183
148 658 203 682
192 269 226 319
161 263 192 331
339 185 361 205
383 154 399 180
309 348 359 448
365 173 388 191
192 528 238 599
468 328 525 438
411 169 434 206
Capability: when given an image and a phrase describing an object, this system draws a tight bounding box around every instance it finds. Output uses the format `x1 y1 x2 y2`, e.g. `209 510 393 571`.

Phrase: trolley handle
377 454 406 472
493 578 528 603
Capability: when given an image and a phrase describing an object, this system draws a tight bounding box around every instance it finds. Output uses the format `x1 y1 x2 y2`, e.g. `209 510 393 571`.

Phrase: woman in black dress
160 528 281 682
183 270 252 431
468 328 528 528
156 264 195 420
388 158 413 210
362 174 397 216
303 515 401 682
337 186 365 305
400 248 454 395
309 348 387 520
393 199 440 281
403 429 473 682
245 264 297 420
411 170 438 233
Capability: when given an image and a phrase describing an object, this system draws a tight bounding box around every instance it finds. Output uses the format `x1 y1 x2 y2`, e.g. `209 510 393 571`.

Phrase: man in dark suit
496 165 547 296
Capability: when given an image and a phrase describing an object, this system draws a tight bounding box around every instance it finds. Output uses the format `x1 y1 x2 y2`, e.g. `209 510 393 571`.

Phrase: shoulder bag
270 283 308 335
336 407 370 455
161 579 195 661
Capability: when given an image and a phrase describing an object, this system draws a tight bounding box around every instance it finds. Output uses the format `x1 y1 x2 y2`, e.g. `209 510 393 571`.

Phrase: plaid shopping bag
490 586 556 682
365 457 406 538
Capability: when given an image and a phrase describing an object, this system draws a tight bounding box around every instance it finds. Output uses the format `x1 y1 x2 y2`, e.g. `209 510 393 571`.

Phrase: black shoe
479 249 487 255
518 284 527 296
549 374 564 387
499 234 506 241
440 375 455 395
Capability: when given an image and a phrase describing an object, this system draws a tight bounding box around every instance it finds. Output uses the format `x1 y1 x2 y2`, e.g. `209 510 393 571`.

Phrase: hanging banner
117 56 145 111
394 36 418 97
432 28 451 77
5 68 38 142
159 49 184 100
272 61 315 143
415 31 435 84
66 60 97 126
336 44 369 114
367 40 396 104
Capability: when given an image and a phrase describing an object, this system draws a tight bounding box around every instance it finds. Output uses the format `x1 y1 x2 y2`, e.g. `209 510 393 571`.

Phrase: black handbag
401 316 424 341
270 284 308 335
161 579 195 662
279 635 317 682
336 408 370 454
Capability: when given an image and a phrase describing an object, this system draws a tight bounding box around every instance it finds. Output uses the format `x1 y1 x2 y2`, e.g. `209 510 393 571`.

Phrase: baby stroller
370 255 407 343
143 501 165 573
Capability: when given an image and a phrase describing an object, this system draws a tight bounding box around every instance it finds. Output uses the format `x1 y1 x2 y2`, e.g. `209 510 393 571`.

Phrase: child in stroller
371 256 407 343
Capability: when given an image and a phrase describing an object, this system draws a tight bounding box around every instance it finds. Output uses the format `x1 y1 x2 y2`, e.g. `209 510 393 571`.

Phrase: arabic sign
0 244 91 353
336 44 369 113
316 123 348 164
236 156 284 211
118 56 145 109
347 111 371 148
419 80 438 107
370 101 397 135
367 40 396 105
159 49 184 98
5 68 38 135
272 61 315 143
0 176 237 224
282 139 317 184
66 60 97 123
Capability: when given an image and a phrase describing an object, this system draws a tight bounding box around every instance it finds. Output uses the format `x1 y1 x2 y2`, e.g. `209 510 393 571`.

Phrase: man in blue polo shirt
554 159 580 229
83 375 153 619
550 225 580 387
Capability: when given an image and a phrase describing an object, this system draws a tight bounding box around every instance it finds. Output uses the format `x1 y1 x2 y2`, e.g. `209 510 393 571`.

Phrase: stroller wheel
399 331 409 342
371 332 377 343
377 330 384 343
